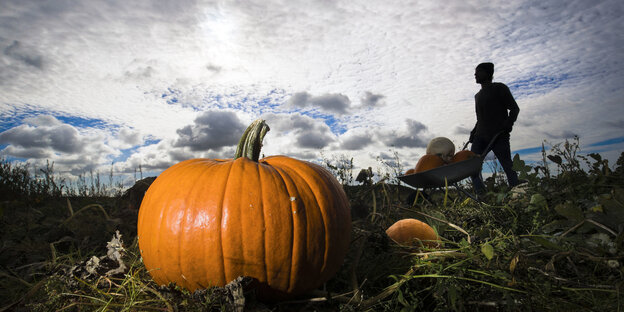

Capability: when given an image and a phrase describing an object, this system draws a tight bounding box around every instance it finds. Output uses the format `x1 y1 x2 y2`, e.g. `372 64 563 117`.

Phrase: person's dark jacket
470 82 519 142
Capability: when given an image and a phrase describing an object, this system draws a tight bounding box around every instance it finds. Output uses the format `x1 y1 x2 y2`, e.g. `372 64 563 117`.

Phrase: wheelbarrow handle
462 131 506 158
462 141 470 151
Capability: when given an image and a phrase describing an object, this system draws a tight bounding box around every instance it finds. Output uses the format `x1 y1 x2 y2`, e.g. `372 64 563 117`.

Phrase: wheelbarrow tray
398 156 482 188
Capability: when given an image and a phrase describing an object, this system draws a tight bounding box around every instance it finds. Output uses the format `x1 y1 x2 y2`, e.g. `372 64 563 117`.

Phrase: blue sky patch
56 115 112 130
325 116 347 135
512 146 546 155
112 147 136 163
144 138 161 145
161 88 183 106
508 73 571 97
297 110 347 135
3 155 29 163
0 106 53 132
0 116 26 133
111 138 161 163
588 136 624 147
0 108 112 132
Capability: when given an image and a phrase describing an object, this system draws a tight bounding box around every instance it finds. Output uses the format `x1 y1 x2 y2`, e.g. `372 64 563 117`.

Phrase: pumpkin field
1 137 623 311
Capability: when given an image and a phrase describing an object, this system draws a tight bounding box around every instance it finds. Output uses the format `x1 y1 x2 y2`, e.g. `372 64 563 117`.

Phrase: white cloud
0 115 86 154
117 128 142 148
338 128 375 150
359 92 385 109
261 113 337 153
376 119 431 148
1 0 623 180
174 109 247 151
287 92 352 115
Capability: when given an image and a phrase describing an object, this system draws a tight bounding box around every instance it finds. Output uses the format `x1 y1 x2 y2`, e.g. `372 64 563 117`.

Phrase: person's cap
476 62 494 76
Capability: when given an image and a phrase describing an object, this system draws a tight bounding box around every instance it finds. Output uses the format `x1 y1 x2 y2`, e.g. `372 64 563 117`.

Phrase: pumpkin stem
234 119 270 161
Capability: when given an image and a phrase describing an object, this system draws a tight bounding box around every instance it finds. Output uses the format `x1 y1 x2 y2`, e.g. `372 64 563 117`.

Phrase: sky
1 0 623 186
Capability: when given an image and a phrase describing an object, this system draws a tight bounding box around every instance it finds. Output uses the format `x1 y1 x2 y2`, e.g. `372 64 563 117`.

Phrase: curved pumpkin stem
235 119 270 161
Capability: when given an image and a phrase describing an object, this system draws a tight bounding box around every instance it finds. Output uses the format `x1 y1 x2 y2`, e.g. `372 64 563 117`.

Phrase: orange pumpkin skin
137 122 351 300
414 154 445 172
385 218 439 247
452 150 477 163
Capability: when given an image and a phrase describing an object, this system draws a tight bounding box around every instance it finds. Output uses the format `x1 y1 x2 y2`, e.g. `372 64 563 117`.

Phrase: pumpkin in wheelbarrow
452 150 478 163
414 154 445 173
426 137 455 163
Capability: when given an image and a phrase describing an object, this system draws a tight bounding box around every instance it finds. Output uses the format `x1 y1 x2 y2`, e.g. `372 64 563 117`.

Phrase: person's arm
502 84 519 132
469 123 477 143
470 94 479 142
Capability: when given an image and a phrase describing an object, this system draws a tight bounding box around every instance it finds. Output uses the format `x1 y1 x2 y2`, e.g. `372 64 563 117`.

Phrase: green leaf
512 154 527 172
397 291 409 307
554 202 584 221
481 242 495 260
588 153 602 162
423 209 448 235
547 155 562 165
528 194 548 211
526 236 567 251
448 286 458 310
590 204 604 212
542 219 575 233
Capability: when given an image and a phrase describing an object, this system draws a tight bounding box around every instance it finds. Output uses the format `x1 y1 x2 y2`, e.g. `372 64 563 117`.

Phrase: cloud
168 149 195 163
359 92 385 108
607 119 624 129
124 65 156 80
287 92 352 115
378 119 430 148
262 113 336 150
174 110 247 151
1 0 623 178
3 40 44 69
0 145 52 159
118 128 142 146
543 130 579 140
0 115 126 178
453 125 472 135
297 134 332 149
338 128 374 150
0 115 85 155
119 142 176 173
206 64 222 73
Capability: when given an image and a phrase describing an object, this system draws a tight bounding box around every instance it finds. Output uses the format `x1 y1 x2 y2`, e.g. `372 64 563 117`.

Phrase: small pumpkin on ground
385 218 440 248
452 150 478 163
414 154 445 173
137 119 351 301
426 137 455 163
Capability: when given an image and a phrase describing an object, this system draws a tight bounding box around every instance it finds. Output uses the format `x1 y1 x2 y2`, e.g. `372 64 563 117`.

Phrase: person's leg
491 134 520 187
470 136 488 193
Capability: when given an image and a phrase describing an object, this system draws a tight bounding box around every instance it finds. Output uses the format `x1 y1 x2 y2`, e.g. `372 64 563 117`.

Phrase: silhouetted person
469 62 520 193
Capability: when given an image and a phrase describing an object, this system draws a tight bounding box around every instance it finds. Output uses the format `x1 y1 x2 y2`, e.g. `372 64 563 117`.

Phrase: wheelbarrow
398 131 504 202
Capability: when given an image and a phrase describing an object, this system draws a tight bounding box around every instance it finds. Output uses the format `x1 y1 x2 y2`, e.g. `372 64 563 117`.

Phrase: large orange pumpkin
137 119 351 300
452 150 478 163
414 154 445 172
385 218 439 247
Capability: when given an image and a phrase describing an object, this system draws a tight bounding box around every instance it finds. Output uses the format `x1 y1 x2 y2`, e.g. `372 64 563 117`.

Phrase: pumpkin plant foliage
137 119 351 300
